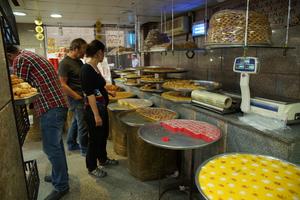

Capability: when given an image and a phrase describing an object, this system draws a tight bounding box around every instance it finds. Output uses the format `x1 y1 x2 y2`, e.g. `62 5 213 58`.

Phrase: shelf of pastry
141 48 207 53
13 93 39 106
142 66 187 74
24 160 40 200
205 44 296 50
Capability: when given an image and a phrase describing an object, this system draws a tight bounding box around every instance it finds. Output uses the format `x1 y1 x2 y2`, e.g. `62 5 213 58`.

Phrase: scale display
233 57 259 73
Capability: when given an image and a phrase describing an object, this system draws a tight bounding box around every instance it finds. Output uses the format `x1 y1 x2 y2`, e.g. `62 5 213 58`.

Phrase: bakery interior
1 0 300 200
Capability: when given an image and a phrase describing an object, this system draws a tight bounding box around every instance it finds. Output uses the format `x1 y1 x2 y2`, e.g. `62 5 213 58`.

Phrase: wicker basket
206 10 272 46
126 125 178 181
109 110 128 156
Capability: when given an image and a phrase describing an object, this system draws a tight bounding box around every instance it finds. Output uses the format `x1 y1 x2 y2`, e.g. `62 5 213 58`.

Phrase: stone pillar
0 32 28 198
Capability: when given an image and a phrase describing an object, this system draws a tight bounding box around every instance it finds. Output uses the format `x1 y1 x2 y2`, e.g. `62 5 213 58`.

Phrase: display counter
116 83 300 165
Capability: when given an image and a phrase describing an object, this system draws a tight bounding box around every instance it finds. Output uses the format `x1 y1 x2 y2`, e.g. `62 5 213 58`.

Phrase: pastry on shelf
109 91 135 101
162 80 204 91
136 107 177 121
105 84 123 92
125 73 140 79
118 98 152 109
140 76 164 83
161 91 191 103
11 75 38 99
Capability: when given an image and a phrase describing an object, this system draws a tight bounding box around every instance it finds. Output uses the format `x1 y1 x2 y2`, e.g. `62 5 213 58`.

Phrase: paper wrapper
192 90 232 109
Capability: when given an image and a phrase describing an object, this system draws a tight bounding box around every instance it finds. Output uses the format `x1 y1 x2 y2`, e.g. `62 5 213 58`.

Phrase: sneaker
44 175 52 183
44 189 69 200
100 158 119 166
89 168 107 178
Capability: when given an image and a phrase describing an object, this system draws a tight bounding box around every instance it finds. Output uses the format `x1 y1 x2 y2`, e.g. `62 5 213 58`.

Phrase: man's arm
59 76 82 100
13 57 30 81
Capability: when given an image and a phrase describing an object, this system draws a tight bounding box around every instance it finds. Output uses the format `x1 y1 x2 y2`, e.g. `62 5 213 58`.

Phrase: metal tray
14 93 39 106
119 108 179 127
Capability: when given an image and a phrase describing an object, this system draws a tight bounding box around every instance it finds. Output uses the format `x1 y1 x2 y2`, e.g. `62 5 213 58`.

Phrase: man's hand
109 91 116 97
94 115 103 127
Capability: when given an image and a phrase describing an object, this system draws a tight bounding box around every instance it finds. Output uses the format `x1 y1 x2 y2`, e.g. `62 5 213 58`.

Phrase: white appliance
234 57 300 124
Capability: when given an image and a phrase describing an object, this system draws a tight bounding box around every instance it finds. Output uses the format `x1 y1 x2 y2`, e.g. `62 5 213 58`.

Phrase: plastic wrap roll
192 90 232 109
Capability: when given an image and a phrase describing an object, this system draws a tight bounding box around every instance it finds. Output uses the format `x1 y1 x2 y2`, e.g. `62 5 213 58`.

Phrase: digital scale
233 57 300 124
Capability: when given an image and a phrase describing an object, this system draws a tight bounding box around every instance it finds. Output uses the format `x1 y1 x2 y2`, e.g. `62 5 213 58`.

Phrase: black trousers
84 104 109 172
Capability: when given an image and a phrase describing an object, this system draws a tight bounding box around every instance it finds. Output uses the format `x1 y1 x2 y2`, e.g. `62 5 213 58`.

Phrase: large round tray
195 153 300 200
113 78 126 83
140 79 164 84
139 88 164 93
119 108 179 127
162 80 221 92
124 82 143 87
14 93 39 106
142 66 187 74
108 99 153 111
109 92 136 102
161 91 191 103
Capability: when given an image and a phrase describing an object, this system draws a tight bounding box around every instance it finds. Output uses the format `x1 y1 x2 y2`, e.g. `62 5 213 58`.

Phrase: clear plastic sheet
206 10 272 46
239 113 289 132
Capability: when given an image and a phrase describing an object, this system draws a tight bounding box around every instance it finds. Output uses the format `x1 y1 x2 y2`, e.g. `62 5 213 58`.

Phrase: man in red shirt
6 46 69 200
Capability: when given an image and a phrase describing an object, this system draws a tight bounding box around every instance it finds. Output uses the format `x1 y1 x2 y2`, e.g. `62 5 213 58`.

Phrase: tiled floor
23 138 194 200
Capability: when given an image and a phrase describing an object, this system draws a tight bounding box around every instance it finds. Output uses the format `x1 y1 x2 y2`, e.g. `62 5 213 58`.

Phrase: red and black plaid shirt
13 50 67 117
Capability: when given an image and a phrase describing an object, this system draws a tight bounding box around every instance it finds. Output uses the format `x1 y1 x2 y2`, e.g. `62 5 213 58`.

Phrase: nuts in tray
136 107 177 121
206 10 272 45
11 75 38 99
162 80 203 91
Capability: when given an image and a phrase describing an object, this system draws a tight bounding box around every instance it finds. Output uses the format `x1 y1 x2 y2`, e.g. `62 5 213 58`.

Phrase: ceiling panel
10 0 219 26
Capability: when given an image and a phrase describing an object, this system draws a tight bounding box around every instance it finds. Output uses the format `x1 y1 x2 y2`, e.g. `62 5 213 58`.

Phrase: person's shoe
44 175 52 183
100 158 119 166
44 189 69 200
88 167 107 178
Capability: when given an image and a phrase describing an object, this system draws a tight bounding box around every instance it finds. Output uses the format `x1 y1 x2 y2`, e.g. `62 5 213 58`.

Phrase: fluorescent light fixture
50 14 62 18
13 11 27 16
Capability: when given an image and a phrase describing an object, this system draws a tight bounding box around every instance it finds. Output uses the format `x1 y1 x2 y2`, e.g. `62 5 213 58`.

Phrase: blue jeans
40 107 69 192
67 97 88 154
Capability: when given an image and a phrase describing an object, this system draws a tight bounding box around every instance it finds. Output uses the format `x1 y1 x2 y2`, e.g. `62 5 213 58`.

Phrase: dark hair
6 45 19 54
85 40 105 57
69 38 87 51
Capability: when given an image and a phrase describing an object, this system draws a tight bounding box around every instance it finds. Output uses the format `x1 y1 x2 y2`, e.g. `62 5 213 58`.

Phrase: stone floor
22 138 197 200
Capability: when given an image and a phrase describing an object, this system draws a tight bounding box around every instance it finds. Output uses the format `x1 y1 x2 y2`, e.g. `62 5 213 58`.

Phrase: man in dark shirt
58 38 88 156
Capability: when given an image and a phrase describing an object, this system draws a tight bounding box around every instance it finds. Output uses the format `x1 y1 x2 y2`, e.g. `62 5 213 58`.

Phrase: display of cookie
136 107 177 121
161 91 191 103
11 75 38 99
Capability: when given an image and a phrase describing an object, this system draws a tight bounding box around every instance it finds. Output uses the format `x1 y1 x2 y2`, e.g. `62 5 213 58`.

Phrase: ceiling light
13 11 27 16
50 14 62 18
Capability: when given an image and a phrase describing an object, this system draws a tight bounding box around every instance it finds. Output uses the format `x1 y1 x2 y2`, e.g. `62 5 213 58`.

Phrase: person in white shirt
131 54 139 68
97 56 112 84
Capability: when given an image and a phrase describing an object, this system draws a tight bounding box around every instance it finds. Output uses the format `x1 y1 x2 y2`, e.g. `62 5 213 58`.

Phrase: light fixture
13 11 27 16
50 14 62 18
